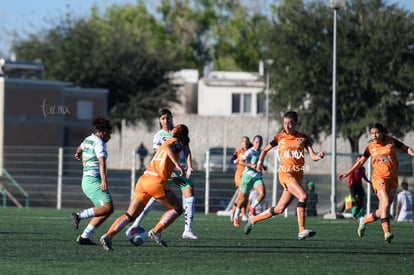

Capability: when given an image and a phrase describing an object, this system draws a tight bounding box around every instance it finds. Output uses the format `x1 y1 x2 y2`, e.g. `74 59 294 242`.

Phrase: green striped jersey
80 134 107 177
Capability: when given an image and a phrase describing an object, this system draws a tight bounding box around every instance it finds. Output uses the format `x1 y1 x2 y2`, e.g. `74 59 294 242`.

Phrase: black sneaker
77 235 97 245
71 213 80 230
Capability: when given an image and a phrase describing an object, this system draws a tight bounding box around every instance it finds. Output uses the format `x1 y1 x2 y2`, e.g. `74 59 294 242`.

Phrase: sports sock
107 214 132 238
153 209 180 233
241 206 247 217
234 207 241 219
363 212 378 224
130 197 156 228
81 224 97 239
252 207 275 223
78 208 95 219
297 205 306 232
381 218 390 233
251 198 260 209
183 196 195 233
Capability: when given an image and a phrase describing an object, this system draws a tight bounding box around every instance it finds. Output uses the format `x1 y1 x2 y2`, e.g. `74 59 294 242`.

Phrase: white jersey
80 133 107 177
153 129 187 170
396 190 414 222
242 147 262 179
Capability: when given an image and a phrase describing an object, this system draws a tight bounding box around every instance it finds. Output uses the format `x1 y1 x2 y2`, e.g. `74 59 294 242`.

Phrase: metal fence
1 146 413 217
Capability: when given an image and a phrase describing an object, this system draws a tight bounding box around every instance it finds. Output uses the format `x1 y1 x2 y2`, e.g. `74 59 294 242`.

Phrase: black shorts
350 184 365 199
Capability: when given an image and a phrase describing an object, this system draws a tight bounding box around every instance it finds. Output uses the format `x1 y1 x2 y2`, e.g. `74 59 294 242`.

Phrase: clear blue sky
0 0 413 57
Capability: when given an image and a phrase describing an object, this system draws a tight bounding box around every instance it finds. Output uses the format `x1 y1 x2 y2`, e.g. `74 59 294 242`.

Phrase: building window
77 100 93 120
232 93 252 114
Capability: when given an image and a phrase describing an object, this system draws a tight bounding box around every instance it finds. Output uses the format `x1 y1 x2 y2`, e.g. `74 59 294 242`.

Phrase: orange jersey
233 148 247 187
272 131 311 171
363 136 403 180
143 137 183 181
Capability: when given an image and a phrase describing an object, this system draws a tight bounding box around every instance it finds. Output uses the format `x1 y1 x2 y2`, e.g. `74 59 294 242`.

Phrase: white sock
251 199 260 209
78 208 95 219
130 197 156 228
183 196 195 233
234 208 241 219
81 224 97 239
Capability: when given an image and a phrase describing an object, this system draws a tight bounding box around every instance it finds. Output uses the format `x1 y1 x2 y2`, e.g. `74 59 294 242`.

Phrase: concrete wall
106 114 414 178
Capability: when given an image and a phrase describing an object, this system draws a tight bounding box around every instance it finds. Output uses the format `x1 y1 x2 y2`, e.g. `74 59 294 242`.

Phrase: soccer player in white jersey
70 117 114 245
126 108 198 239
233 135 266 227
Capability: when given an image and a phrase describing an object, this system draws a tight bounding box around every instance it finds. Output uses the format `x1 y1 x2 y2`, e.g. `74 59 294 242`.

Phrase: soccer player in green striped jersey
71 117 114 245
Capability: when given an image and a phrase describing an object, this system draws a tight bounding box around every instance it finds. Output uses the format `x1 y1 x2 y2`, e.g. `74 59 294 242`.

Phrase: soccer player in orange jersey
244 111 324 240
338 123 414 243
230 136 252 223
99 124 190 250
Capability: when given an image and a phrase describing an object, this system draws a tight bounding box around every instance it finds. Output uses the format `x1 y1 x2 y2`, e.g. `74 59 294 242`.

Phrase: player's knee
103 203 114 215
175 207 184 216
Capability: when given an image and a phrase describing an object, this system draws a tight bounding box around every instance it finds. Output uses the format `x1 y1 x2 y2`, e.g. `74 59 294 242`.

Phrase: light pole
259 59 274 143
327 0 345 218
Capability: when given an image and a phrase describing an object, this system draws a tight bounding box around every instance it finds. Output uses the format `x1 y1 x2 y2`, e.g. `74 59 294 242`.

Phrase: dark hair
242 136 253 149
402 181 408 190
370 123 388 134
252 135 263 142
284 111 298 123
159 108 172 118
93 117 112 133
158 108 173 129
173 124 190 145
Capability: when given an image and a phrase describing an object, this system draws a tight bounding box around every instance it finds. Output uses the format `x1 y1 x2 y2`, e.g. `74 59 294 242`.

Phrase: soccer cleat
357 217 366 238
182 231 198 240
76 235 97 245
70 213 80 230
100 234 113 251
244 216 255 235
233 217 240 227
241 215 248 222
384 232 394 244
298 229 316 240
148 229 168 247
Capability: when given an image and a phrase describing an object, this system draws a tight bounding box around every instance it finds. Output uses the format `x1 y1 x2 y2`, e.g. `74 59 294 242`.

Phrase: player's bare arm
166 143 184 176
99 156 108 191
337 156 366 181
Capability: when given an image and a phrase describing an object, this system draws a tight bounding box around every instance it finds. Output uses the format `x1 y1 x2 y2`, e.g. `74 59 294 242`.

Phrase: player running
71 117 114 245
230 136 252 223
244 111 324 240
338 123 414 243
232 135 266 227
100 124 190 250
125 108 197 240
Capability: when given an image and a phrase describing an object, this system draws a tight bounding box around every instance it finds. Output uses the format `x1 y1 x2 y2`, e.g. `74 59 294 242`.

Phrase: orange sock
381 218 390 233
153 209 180 233
363 212 378 224
252 208 274 223
107 214 131 238
297 206 305 232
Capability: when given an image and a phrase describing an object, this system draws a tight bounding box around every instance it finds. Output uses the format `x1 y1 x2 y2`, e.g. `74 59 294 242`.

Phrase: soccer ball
127 226 147 246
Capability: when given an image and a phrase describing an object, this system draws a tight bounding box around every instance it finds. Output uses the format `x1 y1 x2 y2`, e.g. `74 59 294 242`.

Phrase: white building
198 71 265 116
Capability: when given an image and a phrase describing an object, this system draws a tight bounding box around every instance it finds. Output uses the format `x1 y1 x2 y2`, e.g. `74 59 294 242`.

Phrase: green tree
157 0 270 72
267 0 414 152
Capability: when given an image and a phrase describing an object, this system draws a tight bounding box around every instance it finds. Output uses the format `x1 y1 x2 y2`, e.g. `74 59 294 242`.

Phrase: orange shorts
371 175 398 196
279 172 303 191
133 174 171 203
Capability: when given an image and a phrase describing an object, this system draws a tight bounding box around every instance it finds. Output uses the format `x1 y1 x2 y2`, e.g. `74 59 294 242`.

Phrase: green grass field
1 208 413 275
